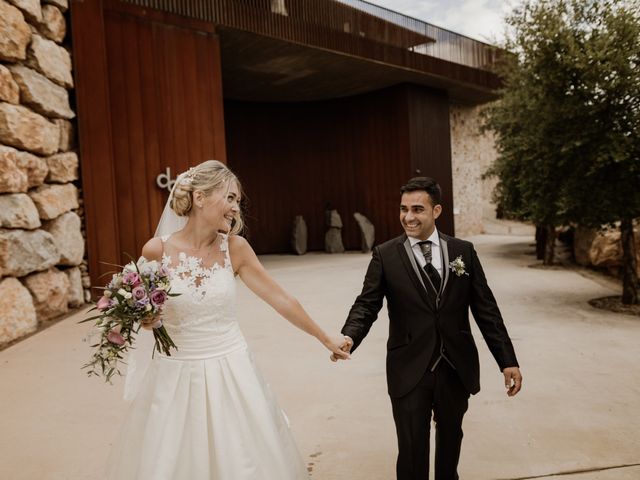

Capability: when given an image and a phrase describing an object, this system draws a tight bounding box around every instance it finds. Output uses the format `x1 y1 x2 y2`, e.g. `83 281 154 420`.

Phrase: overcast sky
367 0 516 44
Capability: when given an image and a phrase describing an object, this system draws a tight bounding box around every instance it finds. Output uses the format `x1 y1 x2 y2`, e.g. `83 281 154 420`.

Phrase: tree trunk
620 218 638 305
543 224 556 265
535 226 546 260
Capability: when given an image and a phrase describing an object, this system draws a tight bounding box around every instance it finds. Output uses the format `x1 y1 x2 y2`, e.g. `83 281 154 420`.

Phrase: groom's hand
503 367 522 397
330 335 353 362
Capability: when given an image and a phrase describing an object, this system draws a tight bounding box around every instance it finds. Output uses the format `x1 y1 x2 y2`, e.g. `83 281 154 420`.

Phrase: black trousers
390 363 470 480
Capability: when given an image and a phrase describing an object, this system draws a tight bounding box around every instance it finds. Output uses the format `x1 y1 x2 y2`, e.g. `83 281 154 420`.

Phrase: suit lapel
402 237 425 290
440 233 450 294
397 237 435 311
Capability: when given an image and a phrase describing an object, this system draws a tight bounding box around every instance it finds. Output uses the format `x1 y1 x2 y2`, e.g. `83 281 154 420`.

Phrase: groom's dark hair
400 177 442 206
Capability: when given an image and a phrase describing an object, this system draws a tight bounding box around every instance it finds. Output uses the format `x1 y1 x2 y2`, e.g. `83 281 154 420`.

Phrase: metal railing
121 0 501 72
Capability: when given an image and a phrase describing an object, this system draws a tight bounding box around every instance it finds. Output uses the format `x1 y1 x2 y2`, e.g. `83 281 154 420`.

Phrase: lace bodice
160 234 238 337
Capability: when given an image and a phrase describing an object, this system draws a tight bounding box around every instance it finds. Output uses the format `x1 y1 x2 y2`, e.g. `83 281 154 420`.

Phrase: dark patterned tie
418 240 441 293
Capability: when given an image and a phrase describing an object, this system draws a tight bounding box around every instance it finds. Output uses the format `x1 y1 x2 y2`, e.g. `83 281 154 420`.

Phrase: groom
334 177 522 480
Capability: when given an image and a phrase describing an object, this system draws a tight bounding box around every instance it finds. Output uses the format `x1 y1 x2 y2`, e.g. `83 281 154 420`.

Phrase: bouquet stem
153 325 177 356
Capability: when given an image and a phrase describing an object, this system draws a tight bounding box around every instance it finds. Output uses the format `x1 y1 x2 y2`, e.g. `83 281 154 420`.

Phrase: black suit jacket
342 232 519 398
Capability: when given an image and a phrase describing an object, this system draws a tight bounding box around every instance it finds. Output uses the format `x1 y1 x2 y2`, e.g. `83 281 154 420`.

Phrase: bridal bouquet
81 257 178 382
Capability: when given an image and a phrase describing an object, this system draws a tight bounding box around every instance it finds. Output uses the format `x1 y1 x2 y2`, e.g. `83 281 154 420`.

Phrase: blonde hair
170 160 244 235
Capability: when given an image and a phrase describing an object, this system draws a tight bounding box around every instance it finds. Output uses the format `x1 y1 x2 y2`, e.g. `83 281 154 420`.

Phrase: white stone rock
0 193 41 229
0 102 60 155
0 64 19 104
15 149 48 188
22 267 69 320
43 0 68 12
0 228 59 276
354 212 375 253
64 266 84 307
0 144 28 193
43 211 83 265
326 209 343 228
38 4 65 43
54 118 74 151
26 34 73 88
6 0 42 23
325 228 345 253
9 65 75 119
0 0 32 62
0 276 37 344
291 215 307 255
28 183 79 220
325 209 345 253
46 152 78 182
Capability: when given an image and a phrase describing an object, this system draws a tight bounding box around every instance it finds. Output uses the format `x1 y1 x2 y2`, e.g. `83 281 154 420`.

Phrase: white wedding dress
106 234 309 479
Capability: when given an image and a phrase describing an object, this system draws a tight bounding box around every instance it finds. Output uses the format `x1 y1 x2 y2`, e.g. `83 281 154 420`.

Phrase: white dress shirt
408 228 443 278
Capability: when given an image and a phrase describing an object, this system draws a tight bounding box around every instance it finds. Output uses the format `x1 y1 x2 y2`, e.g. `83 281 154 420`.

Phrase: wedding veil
123 172 188 401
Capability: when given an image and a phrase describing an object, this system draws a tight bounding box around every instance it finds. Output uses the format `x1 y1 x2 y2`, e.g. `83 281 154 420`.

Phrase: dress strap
159 234 170 262
220 233 232 269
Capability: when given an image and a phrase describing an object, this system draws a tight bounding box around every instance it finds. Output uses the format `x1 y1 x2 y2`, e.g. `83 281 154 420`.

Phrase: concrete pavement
1 234 639 479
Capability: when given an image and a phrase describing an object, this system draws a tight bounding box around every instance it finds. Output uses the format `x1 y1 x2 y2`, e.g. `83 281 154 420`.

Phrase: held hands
503 367 522 397
330 335 353 362
323 334 351 361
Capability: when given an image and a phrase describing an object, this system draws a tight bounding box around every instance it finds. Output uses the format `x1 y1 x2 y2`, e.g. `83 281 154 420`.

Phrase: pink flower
132 286 147 301
106 327 125 346
97 296 111 311
150 289 168 307
123 271 141 286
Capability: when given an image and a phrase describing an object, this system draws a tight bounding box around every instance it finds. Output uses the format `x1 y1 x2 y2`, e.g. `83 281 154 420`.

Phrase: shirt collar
408 228 440 247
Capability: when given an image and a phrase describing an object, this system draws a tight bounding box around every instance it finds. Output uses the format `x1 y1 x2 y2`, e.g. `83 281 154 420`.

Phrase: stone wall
0 0 87 346
449 102 499 237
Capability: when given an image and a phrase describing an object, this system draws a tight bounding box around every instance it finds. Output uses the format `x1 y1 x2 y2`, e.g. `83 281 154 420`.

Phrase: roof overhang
218 27 500 104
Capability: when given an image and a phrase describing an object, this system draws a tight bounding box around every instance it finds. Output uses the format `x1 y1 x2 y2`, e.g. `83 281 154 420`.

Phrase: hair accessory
181 167 196 185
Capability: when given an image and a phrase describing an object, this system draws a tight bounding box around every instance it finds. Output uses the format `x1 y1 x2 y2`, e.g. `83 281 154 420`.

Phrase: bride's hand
140 315 162 331
323 334 351 361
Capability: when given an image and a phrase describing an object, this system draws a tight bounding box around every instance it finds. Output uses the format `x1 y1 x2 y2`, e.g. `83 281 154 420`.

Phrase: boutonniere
449 256 469 277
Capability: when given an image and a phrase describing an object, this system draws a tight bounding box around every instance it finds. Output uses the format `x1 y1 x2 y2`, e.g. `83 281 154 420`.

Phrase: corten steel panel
73 1 227 287
406 85 455 236
225 84 454 254
104 11 227 260
70 0 121 287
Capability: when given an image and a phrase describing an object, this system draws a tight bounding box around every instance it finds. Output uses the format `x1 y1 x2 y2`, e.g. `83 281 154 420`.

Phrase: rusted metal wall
72 1 227 283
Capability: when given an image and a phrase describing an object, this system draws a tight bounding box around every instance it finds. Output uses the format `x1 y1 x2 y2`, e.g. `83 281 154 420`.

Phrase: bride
106 160 350 479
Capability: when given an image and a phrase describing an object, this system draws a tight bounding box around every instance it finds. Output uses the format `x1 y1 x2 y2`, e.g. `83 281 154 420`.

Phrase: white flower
449 256 469 277
117 288 133 299
123 261 137 273
140 260 160 275
109 274 123 288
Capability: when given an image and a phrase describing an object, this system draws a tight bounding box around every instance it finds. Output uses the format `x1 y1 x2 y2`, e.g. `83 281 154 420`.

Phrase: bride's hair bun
170 182 194 216
169 160 245 234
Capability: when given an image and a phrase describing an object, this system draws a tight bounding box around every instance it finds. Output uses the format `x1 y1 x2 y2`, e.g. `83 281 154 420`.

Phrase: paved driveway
1 235 638 479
